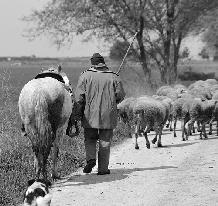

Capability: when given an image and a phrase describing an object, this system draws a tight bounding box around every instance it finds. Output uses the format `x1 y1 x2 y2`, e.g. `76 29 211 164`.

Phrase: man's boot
97 140 110 175
83 159 96 173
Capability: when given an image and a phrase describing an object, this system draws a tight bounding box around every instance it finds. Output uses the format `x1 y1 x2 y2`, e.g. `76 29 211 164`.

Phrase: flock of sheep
117 79 218 149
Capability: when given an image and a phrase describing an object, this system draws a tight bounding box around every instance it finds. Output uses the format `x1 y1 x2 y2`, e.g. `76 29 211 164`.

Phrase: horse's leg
41 148 52 180
34 151 43 179
51 133 60 180
21 123 27 137
74 120 80 135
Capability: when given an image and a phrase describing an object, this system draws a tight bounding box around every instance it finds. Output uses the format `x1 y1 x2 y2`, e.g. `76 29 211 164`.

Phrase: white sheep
133 96 169 149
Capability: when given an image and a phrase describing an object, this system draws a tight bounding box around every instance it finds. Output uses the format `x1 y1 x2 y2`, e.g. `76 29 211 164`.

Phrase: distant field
0 58 218 205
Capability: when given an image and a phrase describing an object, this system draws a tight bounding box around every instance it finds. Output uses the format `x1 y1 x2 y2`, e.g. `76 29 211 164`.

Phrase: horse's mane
35 70 65 84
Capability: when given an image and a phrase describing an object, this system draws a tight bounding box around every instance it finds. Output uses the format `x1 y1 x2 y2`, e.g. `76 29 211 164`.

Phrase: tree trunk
172 32 183 82
160 67 168 84
137 16 152 86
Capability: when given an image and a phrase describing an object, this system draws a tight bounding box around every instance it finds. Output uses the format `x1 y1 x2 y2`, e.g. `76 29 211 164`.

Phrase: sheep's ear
27 179 35 186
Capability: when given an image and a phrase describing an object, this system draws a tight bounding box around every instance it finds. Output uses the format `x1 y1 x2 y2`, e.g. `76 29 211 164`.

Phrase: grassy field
0 58 217 205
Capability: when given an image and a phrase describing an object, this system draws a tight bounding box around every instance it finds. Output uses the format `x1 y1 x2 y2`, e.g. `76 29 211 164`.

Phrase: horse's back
19 77 72 129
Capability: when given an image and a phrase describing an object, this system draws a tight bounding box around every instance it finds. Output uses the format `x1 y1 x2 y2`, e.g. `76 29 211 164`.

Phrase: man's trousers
84 128 113 172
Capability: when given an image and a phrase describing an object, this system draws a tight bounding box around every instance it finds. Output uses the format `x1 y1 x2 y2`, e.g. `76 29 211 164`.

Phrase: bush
178 71 215 81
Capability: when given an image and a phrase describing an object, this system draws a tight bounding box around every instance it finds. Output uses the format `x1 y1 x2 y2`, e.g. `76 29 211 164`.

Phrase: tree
109 40 135 61
24 0 218 84
198 47 209 60
180 47 190 59
194 8 218 60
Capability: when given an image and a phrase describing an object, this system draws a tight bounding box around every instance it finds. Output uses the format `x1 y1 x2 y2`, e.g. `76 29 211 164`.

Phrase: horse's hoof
170 128 173 131
174 134 177 138
182 138 186 141
146 143 150 149
135 145 139 150
21 131 27 137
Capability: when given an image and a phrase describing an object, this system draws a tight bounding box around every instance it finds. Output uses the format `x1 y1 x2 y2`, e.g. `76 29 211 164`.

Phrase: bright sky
0 0 204 58
0 0 108 57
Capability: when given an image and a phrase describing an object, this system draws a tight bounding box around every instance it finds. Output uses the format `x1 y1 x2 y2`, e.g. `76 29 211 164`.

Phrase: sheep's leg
187 120 195 141
134 122 140 150
208 123 213 135
188 123 192 136
199 122 203 139
216 121 218 136
157 126 163 147
173 118 177 137
181 119 186 141
127 122 132 138
169 118 173 131
143 127 150 149
197 121 201 132
166 120 170 128
151 133 157 144
202 124 208 139
192 122 196 133
200 131 202 139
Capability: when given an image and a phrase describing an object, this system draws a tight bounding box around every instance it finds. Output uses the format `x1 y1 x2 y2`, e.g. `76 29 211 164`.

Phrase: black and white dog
23 179 52 206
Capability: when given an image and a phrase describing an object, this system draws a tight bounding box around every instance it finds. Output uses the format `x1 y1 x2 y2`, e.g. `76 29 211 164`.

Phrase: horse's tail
33 91 54 149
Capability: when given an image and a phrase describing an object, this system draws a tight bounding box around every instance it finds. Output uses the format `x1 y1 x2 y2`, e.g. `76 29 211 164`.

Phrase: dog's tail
36 193 52 206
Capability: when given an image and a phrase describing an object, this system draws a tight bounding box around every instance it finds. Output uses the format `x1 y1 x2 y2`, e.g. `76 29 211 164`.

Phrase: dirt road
51 127 218 206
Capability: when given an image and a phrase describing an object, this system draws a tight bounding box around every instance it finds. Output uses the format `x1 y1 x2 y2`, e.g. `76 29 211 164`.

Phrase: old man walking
75 53 125 175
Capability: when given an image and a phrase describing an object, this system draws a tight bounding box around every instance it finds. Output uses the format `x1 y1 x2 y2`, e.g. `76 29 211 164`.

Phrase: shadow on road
148 132 172 136
54 166 177 188
159 142 198 148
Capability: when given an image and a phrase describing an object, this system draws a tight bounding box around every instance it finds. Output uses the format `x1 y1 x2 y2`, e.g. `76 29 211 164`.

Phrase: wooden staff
116 32 138 74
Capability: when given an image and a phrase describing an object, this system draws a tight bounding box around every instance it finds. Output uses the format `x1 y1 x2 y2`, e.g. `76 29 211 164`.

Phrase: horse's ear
57 65 62 72
27 179 35 186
